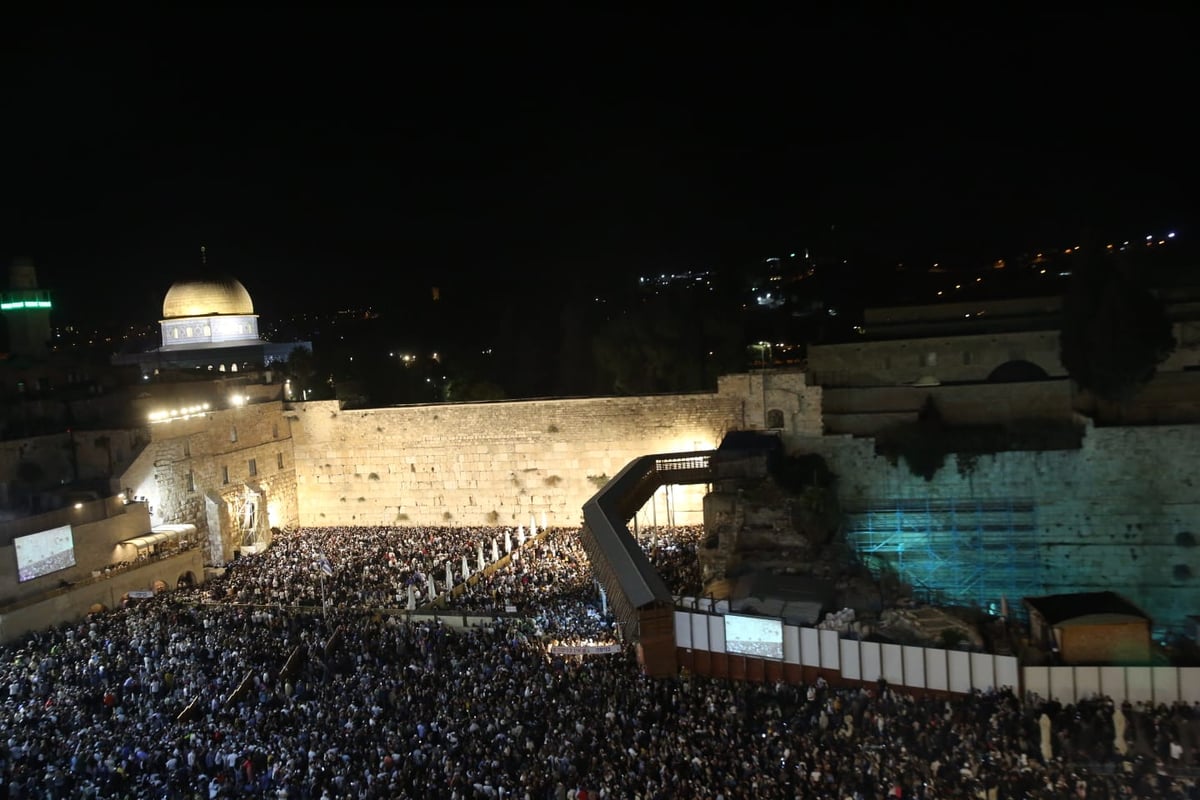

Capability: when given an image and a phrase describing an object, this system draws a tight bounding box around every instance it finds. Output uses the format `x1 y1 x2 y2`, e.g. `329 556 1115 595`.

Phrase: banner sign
549 644 622 656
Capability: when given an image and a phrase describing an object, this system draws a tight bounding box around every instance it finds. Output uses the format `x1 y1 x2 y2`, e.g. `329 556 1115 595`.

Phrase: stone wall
289 389 755 528
0 548 205 644
96 369 1198 635
821 379 1075 436
119 401 299 560
0 428 149 511
0 501 153 606
807 330 1065 387
793 424 1200 633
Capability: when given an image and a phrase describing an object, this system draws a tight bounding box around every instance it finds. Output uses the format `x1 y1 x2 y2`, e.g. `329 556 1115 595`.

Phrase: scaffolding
844 497 1044 617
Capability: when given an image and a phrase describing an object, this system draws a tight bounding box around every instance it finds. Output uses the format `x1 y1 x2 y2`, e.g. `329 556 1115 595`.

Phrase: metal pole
320 573 327 619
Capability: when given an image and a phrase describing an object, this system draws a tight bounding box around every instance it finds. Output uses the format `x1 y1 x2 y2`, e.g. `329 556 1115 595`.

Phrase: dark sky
3 8 1197 326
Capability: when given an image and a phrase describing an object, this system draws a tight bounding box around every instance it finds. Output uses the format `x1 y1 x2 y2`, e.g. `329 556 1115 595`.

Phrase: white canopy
122 523 196 550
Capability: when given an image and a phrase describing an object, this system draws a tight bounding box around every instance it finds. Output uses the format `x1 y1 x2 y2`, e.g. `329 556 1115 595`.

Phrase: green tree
1059 249 1175 403
283 346 321 399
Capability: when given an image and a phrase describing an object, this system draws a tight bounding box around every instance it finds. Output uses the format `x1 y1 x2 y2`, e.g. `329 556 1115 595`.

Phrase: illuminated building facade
114 273 310 376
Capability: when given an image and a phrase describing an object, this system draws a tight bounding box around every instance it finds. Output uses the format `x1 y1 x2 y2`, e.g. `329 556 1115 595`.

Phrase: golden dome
162 276 254 319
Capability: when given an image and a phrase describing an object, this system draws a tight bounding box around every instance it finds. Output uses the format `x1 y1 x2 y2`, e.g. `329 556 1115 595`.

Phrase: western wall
286 375 787 528
281 370 1198 633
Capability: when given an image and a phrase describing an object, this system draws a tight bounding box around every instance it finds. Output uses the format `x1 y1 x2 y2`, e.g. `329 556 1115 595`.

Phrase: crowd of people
0 524 1197 799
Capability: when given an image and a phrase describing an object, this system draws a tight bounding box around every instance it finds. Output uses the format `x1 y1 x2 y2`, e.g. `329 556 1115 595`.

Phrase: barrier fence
674 609 1200 703
1024 664 1200 705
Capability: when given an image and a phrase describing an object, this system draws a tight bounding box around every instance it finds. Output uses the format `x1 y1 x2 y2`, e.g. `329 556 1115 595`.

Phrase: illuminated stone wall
799 423 1200 634
285 377 818 528
109 367 1198 632
121 401 300 560
289 395 738 528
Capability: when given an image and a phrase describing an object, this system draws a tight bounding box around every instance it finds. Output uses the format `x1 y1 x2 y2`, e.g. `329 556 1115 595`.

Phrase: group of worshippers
0 523 1197 799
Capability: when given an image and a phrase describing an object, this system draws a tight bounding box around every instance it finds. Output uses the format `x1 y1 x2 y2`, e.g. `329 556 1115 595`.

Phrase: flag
316 552 333 577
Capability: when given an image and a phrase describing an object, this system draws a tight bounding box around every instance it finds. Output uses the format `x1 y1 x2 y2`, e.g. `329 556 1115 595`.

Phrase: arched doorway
177 570 197 589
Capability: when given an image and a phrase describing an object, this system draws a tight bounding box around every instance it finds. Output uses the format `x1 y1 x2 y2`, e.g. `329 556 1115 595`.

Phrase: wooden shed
1023 591 1152 665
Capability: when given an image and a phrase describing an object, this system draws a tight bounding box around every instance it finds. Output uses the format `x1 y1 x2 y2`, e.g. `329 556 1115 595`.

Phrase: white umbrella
492 538 499 563
529 515 537 536
445 561 453 588
541 512 547 530
461 554 470 579
518 526 526 547
504 530 512 554
426 573 436 602
407 585 416 611
477 543 485 572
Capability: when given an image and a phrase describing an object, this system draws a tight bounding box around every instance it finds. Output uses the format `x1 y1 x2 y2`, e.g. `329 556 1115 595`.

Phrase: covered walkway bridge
579 451 714 677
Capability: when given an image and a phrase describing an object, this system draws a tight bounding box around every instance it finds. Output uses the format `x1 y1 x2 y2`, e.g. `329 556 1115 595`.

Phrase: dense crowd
0 524 1197 799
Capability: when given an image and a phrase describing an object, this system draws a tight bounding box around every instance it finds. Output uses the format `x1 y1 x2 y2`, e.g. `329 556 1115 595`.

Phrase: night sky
3 8 1197 327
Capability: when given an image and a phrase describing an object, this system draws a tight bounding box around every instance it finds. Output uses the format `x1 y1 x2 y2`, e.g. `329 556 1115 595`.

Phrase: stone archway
987 360 1049 382
177 570 197 589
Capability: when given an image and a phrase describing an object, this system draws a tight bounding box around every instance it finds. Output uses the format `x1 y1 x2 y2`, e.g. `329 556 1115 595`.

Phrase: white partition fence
1023 665 1200 705
672 609 1200 704
673 610 1018 696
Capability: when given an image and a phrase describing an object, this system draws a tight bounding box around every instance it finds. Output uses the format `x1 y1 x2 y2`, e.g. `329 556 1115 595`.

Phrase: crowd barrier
674 609 1019 693
1024 665 1200 705
674 609 1200 703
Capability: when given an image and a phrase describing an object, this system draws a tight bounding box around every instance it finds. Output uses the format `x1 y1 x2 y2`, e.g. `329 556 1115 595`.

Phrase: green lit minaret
1 258 53 357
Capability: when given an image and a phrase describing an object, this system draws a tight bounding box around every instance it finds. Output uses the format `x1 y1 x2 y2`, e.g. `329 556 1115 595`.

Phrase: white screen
14 524 76 582
724 613 784 660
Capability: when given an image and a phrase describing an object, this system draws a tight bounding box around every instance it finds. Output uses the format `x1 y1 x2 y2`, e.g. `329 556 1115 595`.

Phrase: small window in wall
172 329 180 339
186 327 193 337
231 364 238 373
230 425 238 443
203 324 212 337
276 452 284 470
766 408 785 429
221 465 229 485
219 364 227 373
248 458 257 477
186 470 195 493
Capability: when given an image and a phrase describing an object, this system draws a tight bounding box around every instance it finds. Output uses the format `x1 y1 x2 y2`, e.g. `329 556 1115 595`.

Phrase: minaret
1 258 53 358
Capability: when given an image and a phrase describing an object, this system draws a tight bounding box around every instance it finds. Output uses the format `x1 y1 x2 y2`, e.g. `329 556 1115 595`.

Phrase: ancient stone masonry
288 391 751 528
120 401 299 562
801 423 1200 634
113 367 1200 634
